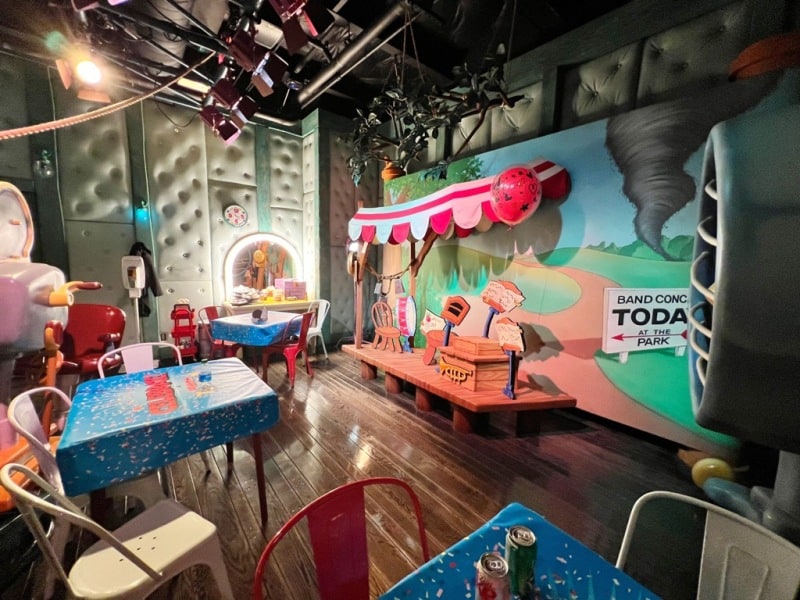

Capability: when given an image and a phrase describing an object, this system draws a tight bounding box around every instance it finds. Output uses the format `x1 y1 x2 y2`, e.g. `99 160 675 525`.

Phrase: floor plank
3 351 712 600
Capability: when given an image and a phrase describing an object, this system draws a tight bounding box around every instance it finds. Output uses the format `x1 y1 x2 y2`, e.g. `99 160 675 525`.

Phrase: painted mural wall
380 69 800 459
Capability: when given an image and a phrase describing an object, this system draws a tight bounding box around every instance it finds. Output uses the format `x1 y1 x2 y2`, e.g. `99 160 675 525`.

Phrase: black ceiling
0 0 633 127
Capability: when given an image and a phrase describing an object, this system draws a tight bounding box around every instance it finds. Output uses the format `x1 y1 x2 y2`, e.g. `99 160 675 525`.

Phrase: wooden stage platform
342 344 576 434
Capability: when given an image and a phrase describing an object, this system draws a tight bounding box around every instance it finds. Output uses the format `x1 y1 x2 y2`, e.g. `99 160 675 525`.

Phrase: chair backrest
280 311 314 348
198 305 224 325
98 342 183 378
371 301 394 329
0 463 162 594
309 300 330 332
8 387 72 490
617 490 800 599
60 304 126 373
252 477 430 600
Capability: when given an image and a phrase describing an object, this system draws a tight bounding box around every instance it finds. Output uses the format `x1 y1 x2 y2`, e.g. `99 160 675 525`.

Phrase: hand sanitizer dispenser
121 256 145 298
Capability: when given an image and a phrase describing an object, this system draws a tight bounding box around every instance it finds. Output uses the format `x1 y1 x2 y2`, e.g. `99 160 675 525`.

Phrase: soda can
505 525 537 598
476 552 510 600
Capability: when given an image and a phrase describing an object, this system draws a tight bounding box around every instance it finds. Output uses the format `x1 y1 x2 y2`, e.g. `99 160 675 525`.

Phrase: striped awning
347 157 570 244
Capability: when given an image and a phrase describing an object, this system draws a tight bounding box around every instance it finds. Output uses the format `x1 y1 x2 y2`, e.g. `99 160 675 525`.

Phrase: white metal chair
8 386 166 599
0 463 234 600
617 490 800 600
97 341 183 378
307 299 330 359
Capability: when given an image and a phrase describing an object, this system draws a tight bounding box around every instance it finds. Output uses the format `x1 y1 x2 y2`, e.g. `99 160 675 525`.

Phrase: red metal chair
252 477 430 600
197 306 241 359
59 304 125 376
260 311 314 387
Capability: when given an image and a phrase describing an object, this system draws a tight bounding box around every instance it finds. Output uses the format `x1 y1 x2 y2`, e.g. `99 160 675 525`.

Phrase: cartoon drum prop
396 296 417 352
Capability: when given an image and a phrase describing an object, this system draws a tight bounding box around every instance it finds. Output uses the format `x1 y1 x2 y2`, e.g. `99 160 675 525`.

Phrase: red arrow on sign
612 330 687 341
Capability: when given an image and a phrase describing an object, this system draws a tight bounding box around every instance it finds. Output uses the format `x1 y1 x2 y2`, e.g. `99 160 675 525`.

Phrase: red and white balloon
490 166 542 227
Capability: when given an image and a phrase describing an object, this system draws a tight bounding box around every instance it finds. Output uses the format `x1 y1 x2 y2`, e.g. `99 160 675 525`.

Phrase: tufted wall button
167 266 173 272
592 90 599 97
182 252 189 258
198 267 204 273
197 240 204 246
680 62 689 71
717 25 726 34
616 63 623 71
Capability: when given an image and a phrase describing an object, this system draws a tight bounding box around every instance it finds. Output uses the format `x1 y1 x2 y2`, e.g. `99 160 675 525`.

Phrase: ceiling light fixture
267 0 333 54
251 53 287 97
56 54 111 104
210 78 259 128
229 29 267 72
199 105 241 145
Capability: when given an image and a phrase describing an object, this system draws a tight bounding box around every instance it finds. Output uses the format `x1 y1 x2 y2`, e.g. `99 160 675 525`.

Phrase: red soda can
476 552 511 600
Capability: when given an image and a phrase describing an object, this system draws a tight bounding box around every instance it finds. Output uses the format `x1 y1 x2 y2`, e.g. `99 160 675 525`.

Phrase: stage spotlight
210 78 259 128
55 56 110 103
210 78 241 107
230 96 258 129
200 105 241 145
251 52 287 97
229 29 267 72
267 0 333 53
75 59 102 85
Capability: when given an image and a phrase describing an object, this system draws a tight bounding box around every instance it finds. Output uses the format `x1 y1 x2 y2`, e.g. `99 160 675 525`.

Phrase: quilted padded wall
637 0 752 105
207 125 257 305
266 129 306 272
53 86 132 223
64 221 140 344
141 100 213 338
490 82 543 146
301 133 318 296
0 56 31 179
208 179 259 304
560 44 641 129
327 134 362 343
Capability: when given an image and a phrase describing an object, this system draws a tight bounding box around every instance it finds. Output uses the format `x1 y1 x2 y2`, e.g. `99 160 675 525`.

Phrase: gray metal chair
617 490 800 600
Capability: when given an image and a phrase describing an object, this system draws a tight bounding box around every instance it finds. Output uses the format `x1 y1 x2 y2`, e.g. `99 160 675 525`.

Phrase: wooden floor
4 350 723 599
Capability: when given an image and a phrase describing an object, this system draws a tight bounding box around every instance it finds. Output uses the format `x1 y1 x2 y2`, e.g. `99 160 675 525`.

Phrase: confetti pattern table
380 502 659 600
56 358 279 526
210 311 299 347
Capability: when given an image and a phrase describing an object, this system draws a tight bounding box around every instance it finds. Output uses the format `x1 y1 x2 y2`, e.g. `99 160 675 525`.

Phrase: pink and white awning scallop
348 157 570 244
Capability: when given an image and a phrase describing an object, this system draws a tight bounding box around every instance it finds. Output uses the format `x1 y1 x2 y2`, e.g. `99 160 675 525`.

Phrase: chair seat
70 499 219 598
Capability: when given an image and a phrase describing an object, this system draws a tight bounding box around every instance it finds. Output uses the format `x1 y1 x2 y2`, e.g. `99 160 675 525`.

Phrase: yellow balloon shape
691 457 735 488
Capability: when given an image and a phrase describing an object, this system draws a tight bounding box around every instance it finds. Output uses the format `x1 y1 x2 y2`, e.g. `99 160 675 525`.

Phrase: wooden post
354 242 368 349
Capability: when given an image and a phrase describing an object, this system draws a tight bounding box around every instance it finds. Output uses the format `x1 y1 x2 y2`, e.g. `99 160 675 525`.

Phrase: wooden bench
342 344 576 434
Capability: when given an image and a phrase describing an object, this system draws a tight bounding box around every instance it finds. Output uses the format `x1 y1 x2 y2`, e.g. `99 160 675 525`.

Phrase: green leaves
343 62 511 185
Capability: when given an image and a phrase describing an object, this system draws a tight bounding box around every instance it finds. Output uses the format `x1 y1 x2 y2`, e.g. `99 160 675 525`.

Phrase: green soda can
505 525 537 598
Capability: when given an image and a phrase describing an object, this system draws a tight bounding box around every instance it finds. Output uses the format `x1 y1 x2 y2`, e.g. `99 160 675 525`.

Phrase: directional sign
602 288 689 354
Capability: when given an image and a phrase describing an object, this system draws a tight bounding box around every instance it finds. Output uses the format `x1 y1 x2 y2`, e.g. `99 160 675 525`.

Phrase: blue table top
210 311 299 346
380 502 659 600
56 358 279 496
